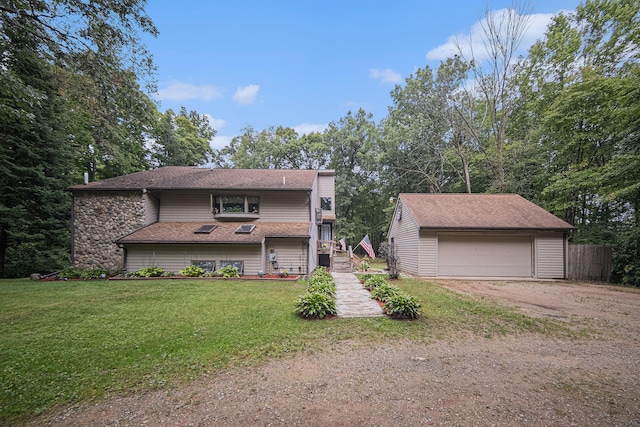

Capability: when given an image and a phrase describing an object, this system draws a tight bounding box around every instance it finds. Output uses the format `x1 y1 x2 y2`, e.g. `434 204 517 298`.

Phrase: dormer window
213 195 259 217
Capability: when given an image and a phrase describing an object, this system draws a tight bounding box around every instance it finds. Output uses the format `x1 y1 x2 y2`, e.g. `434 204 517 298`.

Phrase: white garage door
438 234 532 277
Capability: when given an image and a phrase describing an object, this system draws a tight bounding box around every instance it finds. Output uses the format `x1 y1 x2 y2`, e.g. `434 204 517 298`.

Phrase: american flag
359 235 376 259
338 237 347 251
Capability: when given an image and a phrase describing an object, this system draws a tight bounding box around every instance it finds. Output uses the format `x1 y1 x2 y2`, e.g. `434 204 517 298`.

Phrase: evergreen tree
0 18 72 277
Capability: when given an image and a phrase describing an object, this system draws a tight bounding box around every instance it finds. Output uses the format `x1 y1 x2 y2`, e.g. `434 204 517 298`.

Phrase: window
194 224 217 234
219 260 244 274
213 195 259 215
320 197 332 211
192 260 215 272
235 224 256 234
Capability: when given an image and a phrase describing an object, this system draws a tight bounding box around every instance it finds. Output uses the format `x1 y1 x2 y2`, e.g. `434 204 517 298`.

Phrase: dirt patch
30 281 640 426
438 279 640 329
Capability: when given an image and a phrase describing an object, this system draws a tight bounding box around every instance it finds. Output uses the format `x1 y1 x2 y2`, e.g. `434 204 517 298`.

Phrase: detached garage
388 194 574 279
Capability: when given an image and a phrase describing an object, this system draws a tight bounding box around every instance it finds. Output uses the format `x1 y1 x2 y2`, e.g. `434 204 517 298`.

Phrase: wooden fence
568 245 612 282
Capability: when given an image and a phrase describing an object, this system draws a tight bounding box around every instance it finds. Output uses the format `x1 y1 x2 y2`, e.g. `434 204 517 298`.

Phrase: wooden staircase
331 253 353 273
318 240 353 273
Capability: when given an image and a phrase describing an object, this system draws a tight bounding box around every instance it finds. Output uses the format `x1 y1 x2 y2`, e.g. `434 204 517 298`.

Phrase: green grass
0 277 568 424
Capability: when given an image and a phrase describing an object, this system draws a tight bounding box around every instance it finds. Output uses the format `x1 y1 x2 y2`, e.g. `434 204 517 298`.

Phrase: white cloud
233 85 260 105
369 68 402 84
294 123 327 135
157 81 222 102
426 9 561 62
204 113 226 130
210 135 233 151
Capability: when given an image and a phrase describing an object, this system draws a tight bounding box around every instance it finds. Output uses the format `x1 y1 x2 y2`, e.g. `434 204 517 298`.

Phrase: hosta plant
295 291 337 319
219 265 240 278
363 275 387 290
308 280 336 297
383 294 421 319
370 284 401 302
180 265 205 277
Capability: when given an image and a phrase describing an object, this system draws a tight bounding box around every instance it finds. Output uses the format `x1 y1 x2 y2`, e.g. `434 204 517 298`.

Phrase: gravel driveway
33 280 640 426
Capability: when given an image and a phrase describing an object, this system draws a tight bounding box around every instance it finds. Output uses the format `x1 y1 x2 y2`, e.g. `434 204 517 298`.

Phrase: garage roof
399 194 574 231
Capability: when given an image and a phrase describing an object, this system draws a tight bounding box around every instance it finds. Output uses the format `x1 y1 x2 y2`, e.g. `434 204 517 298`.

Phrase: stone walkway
331 272 384 318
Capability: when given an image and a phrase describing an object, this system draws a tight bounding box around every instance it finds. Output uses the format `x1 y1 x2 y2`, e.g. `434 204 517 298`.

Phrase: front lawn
0 277 564 424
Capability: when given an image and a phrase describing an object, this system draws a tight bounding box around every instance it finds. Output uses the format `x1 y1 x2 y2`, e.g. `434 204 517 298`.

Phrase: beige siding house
69 167 336 276
388 194 574 279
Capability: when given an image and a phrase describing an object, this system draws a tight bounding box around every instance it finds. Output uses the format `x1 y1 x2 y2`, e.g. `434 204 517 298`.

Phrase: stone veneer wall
72 191 146 272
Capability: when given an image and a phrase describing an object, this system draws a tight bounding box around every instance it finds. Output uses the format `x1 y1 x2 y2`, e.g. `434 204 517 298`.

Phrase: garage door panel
438 235 532 277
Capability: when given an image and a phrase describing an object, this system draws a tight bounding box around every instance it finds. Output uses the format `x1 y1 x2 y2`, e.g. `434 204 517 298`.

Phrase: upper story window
213 195 259 216
320 197 332 211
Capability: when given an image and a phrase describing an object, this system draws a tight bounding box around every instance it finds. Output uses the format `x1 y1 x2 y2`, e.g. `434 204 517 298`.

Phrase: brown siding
317 173 335 217
264 238 308 275
143 192 159 225
125 244 262 275
260 192 310 222
535 233 566 279
159 192 212 222
157 191 310 223
389 200 420 275
418 231 437 276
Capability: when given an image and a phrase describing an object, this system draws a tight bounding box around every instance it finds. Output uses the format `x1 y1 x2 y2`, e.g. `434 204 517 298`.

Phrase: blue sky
144 0 582 149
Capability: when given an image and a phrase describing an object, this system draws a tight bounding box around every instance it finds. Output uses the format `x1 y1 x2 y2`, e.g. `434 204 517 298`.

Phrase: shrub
80 268 108 280
370 284 401 302
308 280 336 297
134 266 165 277
295 291 337 319
311 266 332 282
363 275 387 290
383 294 421 319
180 265 206 277
218 265 240 278
359 273 374 283
59 267 83 279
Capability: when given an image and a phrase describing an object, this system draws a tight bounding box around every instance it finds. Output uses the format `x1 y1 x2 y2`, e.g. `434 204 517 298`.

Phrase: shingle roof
116 222 310 244
399 193 574 231
69 167 323 191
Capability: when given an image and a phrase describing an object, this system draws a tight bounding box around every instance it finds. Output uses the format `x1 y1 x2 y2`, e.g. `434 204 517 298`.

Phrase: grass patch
1 277 568 424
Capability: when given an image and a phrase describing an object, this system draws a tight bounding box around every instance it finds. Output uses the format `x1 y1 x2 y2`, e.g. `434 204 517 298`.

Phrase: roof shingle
69 167 323 191
116 222 310 244
399 194 574 231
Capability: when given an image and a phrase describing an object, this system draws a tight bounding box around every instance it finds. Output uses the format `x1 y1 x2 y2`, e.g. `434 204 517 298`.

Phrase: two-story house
69 167 336 276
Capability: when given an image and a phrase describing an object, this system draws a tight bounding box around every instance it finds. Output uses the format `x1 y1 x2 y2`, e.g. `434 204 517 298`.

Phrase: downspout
261 238 266 273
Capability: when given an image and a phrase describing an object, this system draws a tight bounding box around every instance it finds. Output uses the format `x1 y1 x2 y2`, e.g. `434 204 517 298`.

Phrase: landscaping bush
311 266 332 282
370 283 402 302
59 266 83 279
295 267 338 319
138 266 165 277
363 275 387 290
308 280 336 297
295 291 337 319
218 265 240 278
80 268 108 280
383 294 421 319
180 265 206 277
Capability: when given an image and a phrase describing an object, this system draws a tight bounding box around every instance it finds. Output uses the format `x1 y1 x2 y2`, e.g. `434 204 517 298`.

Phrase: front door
321 223 332 241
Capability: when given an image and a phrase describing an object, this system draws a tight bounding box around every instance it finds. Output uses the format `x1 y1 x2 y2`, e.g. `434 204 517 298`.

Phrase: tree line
1 0 638 285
